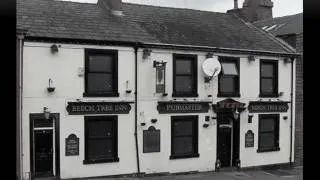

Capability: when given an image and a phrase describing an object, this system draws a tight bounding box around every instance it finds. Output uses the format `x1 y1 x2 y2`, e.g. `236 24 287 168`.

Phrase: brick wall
294 33 303 166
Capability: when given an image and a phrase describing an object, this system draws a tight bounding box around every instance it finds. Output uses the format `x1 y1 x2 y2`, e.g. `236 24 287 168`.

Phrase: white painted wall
21 42 295 179
137 49 295 170
22 42 137 179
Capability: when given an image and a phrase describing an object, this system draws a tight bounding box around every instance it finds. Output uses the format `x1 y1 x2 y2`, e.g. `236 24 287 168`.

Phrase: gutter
133 43 141 176
17 29 27 180
289 57 294 166
24 36 301 58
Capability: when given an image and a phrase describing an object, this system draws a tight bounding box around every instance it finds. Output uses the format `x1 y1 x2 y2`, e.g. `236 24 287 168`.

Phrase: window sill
170 153 199 160
259 93 279 98
172 93 199 97
83 92 119 97
257 147 280 153
83 157 119 164
217 93 241 98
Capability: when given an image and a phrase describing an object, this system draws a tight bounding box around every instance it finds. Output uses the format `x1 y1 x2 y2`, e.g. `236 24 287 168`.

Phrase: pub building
16 0 301 179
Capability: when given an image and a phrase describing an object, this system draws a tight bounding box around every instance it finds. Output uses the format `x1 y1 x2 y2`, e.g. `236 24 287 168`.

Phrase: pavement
86 166 303 180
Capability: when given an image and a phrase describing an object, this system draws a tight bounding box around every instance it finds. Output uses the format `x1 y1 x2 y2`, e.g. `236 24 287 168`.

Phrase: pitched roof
17 0 295 54
253 13 303 36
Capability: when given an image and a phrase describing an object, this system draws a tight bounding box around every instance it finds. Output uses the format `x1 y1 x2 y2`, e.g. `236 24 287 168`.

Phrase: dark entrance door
217 112 240 168
217 121 232 167
34 129 53 177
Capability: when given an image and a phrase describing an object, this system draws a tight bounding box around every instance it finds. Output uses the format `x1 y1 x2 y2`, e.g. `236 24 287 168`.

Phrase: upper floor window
84 49 119 97
218 57 240 97
257 114 280 153
260 60 278 97
172 54 198 97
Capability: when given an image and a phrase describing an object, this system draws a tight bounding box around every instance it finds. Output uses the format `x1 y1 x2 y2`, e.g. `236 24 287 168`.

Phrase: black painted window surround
170 116 199 159
84 116 119 164
257 114 280 153
84 49 119 97
218 57 240 97
172 54 198 97
260 60 278 97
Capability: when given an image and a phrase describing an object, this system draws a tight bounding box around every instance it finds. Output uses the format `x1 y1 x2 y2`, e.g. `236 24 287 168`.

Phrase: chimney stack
98 0 123 16
234 0 238 9
227 0 273 22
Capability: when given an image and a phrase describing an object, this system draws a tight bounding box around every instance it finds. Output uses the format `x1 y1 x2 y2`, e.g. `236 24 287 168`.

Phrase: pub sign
157 101 210 114
66 101 133 115
248 101 289 113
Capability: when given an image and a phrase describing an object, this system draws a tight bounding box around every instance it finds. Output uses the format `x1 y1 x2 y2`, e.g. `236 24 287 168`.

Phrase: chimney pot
98 0 123 16
234 0 238 9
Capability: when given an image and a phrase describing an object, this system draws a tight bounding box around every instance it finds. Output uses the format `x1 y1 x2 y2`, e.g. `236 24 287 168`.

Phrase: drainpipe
134 43 141 175
289 57 294 167
17 31 25 180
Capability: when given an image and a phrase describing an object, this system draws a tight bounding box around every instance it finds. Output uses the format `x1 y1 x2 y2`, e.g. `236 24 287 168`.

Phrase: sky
61 0 303 17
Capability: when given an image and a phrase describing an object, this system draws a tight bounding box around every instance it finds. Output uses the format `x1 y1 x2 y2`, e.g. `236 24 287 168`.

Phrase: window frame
217 57 240 97
172 54 198 97
257 114 280 153
83 49 119 97
170 115 199 159
83 115 119 164
259 59 279 98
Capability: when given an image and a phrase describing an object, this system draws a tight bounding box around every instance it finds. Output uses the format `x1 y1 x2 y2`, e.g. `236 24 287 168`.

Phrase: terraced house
16 0 301 180
253 13 303 166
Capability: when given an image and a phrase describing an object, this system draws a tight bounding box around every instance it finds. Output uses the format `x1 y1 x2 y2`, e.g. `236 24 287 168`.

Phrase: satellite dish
202 57 221 77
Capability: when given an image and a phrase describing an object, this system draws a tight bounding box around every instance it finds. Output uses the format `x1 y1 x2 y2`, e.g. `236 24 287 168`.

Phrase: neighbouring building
253 13 303 166
16 0 301 180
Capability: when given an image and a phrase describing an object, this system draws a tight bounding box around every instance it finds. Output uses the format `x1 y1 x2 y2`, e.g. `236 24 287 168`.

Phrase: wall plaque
143 126 160 153
248 101 289 113
65 134 79 156
245 130 254 148
157 101 210 114
66 101 133 115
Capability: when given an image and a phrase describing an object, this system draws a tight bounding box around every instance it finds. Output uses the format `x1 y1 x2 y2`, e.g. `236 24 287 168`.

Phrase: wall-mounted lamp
125 80 132 94
78 67 84 77
284 57 292 63
203 123 209 128
47 78 55 93
43 107 51 120
140 122 146 126
151 119 157 123
283 116 288 120
142 48 152 59
248 55 255 62
233 108 240 120
248 115 253 123
206 52 214 58
50 44 60 54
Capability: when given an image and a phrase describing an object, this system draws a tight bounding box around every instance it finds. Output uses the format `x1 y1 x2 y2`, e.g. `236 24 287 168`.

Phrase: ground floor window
84 116 119 164
170 116 199 159
257 114 280 152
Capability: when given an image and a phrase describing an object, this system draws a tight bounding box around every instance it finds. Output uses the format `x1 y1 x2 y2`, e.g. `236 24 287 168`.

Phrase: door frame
30 113 60 179
216 111 240 168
